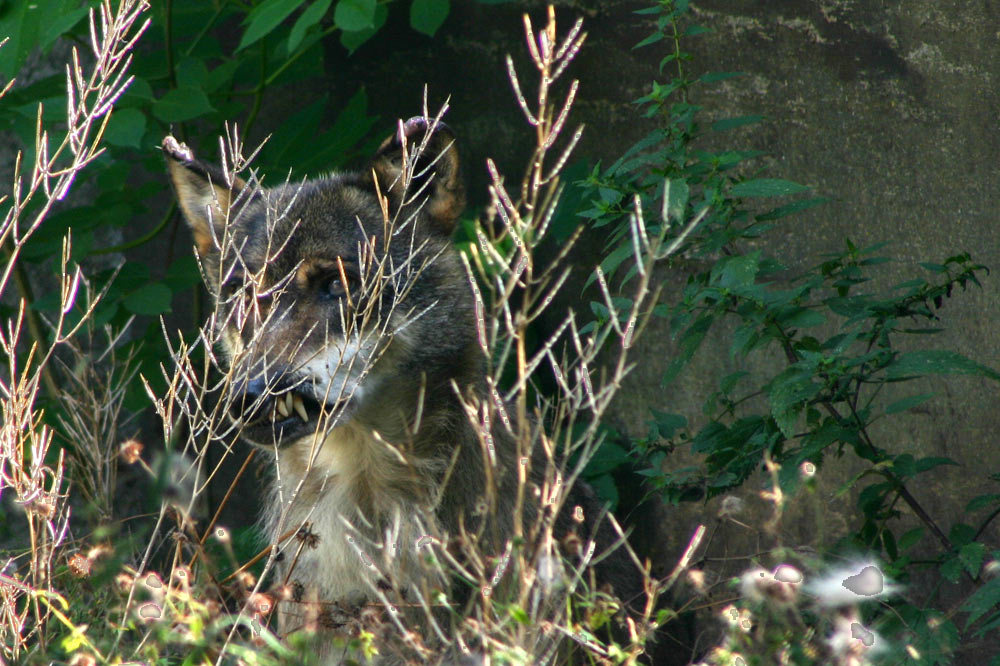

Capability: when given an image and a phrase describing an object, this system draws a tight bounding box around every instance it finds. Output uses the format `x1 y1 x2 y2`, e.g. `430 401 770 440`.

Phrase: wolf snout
229 375 309 426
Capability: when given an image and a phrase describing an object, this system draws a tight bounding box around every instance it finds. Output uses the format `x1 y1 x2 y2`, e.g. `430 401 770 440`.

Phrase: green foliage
575 1 1000 663
0 0 478 420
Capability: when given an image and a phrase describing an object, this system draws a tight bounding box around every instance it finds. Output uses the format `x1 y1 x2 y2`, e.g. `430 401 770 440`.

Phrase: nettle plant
573 1 1000 664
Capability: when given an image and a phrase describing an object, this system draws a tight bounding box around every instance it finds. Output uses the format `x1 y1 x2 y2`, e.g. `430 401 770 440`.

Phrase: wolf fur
164 118 641 663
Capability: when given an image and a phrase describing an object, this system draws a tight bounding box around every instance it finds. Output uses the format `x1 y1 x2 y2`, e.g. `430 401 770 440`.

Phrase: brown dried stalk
0 1 150 660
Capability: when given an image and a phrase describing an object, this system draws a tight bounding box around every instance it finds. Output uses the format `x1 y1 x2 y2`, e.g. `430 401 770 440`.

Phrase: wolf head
164 119 476 449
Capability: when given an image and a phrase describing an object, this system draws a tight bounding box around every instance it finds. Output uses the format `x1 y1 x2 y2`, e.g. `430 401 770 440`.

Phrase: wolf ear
163 135 245 256
370 117 465 234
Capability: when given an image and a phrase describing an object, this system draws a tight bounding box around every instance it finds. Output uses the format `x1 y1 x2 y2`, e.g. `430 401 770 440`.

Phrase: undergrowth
0 1 998 665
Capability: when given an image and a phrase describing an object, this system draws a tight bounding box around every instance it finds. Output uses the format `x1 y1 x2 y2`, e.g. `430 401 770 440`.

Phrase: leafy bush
573 1 1000 664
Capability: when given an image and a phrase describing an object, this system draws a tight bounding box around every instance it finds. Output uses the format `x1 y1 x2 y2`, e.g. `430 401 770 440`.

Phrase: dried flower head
249 592 275 616
115 572 134 592
739 565 799 605
68 552 92 578
120 439 143 464
687 568 707 594
718 495 745 518
720 603 752 633
69 653 97 666
237 570 257 589
272 583 295 601
21 493 57 519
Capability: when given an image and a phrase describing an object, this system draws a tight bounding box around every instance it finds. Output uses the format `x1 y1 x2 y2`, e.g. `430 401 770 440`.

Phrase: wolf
163 117 642 663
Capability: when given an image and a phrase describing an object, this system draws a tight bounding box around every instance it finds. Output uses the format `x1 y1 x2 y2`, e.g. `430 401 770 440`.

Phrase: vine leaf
887 350 1000 382
731 178 809 197
238 0 309 51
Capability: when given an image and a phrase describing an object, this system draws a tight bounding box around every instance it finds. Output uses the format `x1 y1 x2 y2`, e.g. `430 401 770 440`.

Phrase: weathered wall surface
259 1 1000 659
614 2 1000 660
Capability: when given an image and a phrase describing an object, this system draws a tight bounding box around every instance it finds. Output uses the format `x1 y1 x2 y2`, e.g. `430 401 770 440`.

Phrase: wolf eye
327 276 348 298
220 279 246 300
324 261 356 299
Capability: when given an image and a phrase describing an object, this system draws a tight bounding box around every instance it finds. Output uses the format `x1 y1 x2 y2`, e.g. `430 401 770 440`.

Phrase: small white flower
827 609 887 662
740 564 800 605
807 559 898 608
718 495 745 518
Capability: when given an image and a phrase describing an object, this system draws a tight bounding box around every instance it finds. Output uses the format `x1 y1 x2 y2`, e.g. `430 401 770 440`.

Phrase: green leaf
940 556 964 584
507 605 530 625
585 442 630 476
164 255 204 291
960 542 986 578
950 522 976 547
260 95 328 171
175 56 208 89
650 410 686 439
334 0 376 31
586 473 619 510
122 283 172 316
40 7 88 51
887 350 1000 382
780 307 826 329
662 178 689 223
963 578 1000 628
699 71 744 84
711 252 760 289
634 31 664 49
711 115 764 132
885 393 935 415
731 178 809 198
296 87 377 171
411 0 449 37
103 108 146 148
684 24 712 36
898 527 924 551
769 368 821 438
882 529 898 560
914 456 958 474
120 75 154 106
340 3 389 52
966 494 1000 512
584 239 633 289
289 0 333 53
662 315 713 385
238 0 309 51
152 87 215 123
0 0 50 78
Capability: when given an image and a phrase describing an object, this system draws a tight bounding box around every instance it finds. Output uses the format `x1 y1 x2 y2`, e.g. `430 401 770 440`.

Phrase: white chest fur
262 424 441 613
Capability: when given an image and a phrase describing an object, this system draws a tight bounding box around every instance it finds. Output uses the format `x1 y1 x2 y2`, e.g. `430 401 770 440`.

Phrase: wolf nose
229 375 280 426
243 377 268 400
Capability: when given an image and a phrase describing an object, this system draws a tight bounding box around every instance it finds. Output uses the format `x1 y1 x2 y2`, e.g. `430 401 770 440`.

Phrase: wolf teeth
277 394 291 418
292 394 309 422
